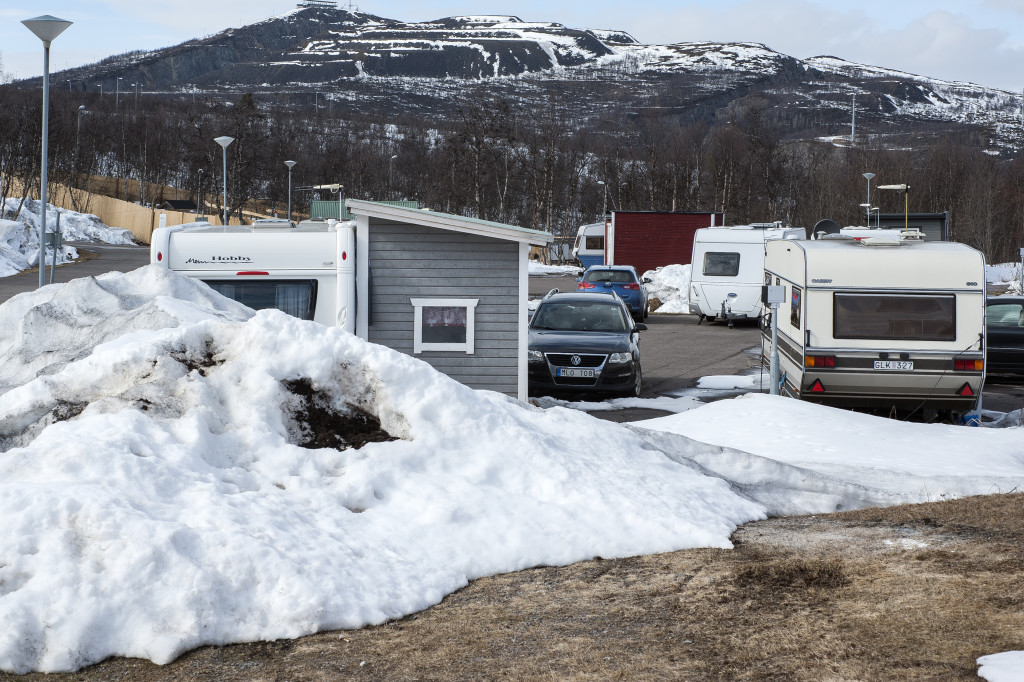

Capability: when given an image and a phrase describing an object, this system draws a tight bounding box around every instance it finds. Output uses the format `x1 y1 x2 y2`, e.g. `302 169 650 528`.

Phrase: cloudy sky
2 0 1022 91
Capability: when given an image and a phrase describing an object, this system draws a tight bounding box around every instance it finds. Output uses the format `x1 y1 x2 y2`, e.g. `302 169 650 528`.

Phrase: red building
606 211 724 274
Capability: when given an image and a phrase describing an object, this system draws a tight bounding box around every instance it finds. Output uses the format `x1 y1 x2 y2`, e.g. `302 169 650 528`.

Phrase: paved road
0 243 151 304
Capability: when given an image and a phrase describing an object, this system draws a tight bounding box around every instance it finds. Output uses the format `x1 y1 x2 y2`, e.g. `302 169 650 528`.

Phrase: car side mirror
634 323 648 332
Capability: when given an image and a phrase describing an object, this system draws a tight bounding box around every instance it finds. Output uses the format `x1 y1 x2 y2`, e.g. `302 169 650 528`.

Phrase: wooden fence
3 175 265 244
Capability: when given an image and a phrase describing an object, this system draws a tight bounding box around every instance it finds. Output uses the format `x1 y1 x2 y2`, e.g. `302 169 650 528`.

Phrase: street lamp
66 79 71 92
862 172 875 227
214 136 234 226
97 83 102 99
284 160 297 222
597 180 607 219
22 14 73 289
388 154 398 198
197 168 204 219
76 105 86 165
116 76 123 109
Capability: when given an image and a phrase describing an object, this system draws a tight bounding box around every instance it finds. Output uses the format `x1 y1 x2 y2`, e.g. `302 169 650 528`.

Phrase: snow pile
987 261 1022 295
0 266 762 673
0 199 135 277
643 263 691 313
978 651 1024 682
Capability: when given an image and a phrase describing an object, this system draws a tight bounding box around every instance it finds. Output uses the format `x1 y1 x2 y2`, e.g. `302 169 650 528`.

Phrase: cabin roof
346 199 552 245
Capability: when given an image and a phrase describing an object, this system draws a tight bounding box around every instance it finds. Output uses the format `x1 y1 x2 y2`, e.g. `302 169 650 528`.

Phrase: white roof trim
346 199 553 245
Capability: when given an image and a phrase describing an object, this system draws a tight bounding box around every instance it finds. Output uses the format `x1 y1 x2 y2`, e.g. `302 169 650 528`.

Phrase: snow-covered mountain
49 4 1024 150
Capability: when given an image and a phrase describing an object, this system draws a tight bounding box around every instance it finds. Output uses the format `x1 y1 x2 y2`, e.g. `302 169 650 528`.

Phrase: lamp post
214 137 234 226
197 168 204 220
97 83 102 99
388 154 398 198
22 14 72 289
284 160 297 222
597 180 607 219
862 172 875 227
116 76 123 110
76 105 86 165
66 79 71 92
134 81 141 109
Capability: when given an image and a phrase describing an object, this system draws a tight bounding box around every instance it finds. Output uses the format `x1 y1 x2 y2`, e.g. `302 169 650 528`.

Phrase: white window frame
411 298 479 354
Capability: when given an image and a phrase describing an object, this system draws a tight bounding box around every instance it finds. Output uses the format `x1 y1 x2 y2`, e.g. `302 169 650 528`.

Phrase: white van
689 224 806 325
762 233 986 414
150 219 357 331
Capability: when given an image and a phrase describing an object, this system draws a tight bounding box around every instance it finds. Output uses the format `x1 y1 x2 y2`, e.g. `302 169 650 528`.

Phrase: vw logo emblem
571 355 582 366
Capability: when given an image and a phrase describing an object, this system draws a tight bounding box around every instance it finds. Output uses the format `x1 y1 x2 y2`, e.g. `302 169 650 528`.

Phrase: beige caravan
762 233 986 415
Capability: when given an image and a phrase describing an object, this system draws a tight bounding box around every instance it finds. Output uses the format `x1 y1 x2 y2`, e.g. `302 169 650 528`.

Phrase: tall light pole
214 136 234 226
284 160 296 222
22 14 73 289
597 180 607 219
388 154 397 199
197 168 204 219
66 79 71 92
76 105 86 165
116 76 123 109
134 81 141 109
97 83 102 99
862 172 875 227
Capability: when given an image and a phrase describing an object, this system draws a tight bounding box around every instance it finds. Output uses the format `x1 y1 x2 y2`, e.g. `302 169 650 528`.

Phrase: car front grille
545 353 606 367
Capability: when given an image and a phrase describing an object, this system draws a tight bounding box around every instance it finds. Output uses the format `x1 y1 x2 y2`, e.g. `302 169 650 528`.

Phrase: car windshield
583 269 634 284
532 301 630 332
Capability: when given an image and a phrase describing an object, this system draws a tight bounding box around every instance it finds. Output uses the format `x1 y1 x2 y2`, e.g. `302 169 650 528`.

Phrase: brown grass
3 493 1023 681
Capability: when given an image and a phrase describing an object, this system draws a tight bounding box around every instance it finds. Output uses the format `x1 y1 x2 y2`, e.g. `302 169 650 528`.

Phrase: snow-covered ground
527 260 580 276
1 266 1023 675
0 199 135 277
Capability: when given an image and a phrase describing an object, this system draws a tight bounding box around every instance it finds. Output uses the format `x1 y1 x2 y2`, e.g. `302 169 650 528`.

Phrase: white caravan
150 219 357 331
689 224 806 325
762 233 986 414
570 221 605 269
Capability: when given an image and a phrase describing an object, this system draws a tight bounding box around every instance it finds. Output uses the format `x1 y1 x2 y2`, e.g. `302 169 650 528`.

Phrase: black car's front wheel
628 365 643 397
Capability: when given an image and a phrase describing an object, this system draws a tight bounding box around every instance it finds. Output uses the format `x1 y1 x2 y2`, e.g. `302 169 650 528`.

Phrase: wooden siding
367 219 521 395
610 212 724 274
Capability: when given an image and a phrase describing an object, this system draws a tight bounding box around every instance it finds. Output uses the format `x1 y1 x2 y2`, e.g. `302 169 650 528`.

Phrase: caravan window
833 293 955 341
703 252 740 277
203 279 317 320
585 235 604 250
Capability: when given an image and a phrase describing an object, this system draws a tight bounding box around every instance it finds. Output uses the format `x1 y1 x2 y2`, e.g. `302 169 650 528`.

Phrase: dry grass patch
3 493 1023 681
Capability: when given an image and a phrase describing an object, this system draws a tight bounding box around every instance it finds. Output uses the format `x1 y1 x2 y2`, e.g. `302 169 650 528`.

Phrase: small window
790 286 801 329
585 236 605 250
834 293 955 341
703 252 740 277
411 298 479 353
203 279 317 320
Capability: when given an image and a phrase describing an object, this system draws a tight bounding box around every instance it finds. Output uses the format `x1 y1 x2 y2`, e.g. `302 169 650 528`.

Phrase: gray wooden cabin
347 199 552 400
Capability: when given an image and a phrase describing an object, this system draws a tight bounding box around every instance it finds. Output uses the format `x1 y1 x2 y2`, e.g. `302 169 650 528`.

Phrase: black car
528 291 646 397
987 296 1024 379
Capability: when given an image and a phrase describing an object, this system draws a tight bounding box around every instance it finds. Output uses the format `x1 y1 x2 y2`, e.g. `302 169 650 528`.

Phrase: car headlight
528 349 545 363
608 352 632 365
